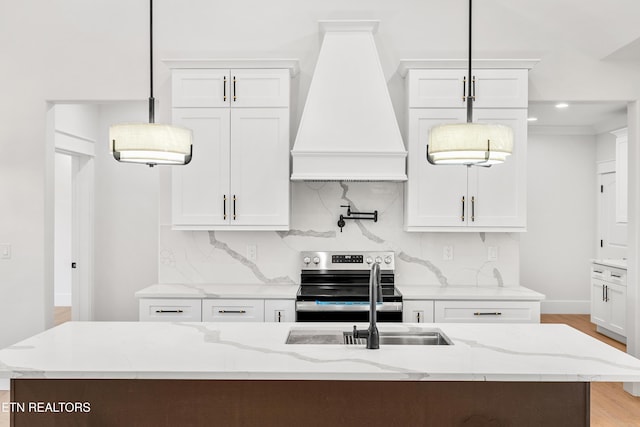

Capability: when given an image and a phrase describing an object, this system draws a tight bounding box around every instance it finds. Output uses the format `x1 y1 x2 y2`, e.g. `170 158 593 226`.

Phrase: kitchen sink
285 328 452 346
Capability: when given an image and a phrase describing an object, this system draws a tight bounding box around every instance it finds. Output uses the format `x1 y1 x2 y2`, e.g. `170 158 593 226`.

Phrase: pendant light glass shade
110 0 193 167
427 0 513 167
110 123 192 165
428 123 513 165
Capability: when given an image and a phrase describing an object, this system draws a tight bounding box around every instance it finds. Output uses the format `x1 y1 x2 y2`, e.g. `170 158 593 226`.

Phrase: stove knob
313 256 320 265
384 256 392 265
375 256 382 264
365 257 373 265
303 256 311 265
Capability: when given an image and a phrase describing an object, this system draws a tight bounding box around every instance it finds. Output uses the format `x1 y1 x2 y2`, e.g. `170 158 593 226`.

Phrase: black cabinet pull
474 312 502 316
605 285 609 302
223 76 227 102
611 274 622 278
593 270 603 274
462 76 466 102
471 196 475 222
218 310 246 314
461 196 465 222
277 311 282 322
233 76 237 101
471 76 476 100
233 195 237 220
602 284 605 302
155 309 184 313
223 195 227 220
416 312 421 323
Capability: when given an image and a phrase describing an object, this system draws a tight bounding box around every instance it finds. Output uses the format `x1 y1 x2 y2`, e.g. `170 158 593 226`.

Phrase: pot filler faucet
353 262 382 349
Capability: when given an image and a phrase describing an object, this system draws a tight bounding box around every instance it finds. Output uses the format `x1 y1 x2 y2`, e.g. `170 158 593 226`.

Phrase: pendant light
427 0 513 166
109 0 192 167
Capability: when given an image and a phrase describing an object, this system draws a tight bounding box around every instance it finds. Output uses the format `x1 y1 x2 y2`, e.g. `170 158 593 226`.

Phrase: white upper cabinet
172 68 290 108
170 64 294 230
407 69 528 109
401 61 533 232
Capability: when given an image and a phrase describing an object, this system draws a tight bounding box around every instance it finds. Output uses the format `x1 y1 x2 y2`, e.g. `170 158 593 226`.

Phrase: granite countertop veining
1 321 639 382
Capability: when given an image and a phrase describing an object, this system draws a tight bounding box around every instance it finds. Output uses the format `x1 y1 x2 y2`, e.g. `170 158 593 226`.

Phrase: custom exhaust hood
290 20 407 181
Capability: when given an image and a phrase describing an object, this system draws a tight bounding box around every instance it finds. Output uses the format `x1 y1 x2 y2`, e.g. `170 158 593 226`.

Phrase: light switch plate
247 245 257 262
0 244 11 260
443 246 453 261
488 246 498 261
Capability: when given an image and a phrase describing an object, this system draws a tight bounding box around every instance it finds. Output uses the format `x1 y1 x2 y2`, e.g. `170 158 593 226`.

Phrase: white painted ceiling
527 101 627 134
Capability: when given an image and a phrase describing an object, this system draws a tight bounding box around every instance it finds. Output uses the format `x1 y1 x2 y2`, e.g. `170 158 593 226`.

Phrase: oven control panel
301 251 395 271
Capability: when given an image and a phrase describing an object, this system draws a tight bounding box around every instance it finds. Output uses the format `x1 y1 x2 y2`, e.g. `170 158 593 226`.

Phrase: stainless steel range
295 251 403 322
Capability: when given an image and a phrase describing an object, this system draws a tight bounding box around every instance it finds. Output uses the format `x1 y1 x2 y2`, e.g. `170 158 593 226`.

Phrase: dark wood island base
10 379 589 426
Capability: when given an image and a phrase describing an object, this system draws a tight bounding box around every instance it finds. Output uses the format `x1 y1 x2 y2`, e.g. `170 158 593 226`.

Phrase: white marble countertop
1 322 639 382
136 284 545 301
134 284 300 299
592 259 627 270
397 285 545 301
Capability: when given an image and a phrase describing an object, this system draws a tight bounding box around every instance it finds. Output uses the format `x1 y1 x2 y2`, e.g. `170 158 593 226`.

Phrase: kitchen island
1 321 640 426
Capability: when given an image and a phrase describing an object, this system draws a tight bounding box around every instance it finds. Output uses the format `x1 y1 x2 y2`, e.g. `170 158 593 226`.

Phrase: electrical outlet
443 246 453 261
488 246 498 261
247 245 257 262
0 244 10 260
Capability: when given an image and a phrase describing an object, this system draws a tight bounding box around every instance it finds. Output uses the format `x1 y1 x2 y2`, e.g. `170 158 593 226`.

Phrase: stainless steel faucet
353 262 382 349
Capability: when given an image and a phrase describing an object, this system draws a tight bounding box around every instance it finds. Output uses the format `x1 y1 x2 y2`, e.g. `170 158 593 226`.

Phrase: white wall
54 153 72 306
93 102 159 321
597 132 617 162
520 134 596 313
3 0 640 347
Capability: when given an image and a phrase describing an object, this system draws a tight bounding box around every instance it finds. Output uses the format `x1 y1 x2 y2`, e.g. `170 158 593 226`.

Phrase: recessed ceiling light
555 103 569 109
527 117 538 122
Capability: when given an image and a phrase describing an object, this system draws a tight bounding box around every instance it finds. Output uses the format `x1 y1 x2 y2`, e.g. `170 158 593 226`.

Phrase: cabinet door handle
471 196 475 222
233 76 237 102
416 312 421 323
605 285 609 302
461 196 465 222
473 312 502 316
223 76 227 102
611 274 622 278
223 195 227 220
233 195 237 220
462 76 466 102
218 310 246 314
593 270 603 274
602 284 605 302
277 311 282 322
471 76 476 100
155 309 184 313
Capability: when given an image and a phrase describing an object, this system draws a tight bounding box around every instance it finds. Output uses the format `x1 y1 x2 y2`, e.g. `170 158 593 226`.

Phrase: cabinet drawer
591 264 627 285
264 299 295 323
402 300 435 323
407 69 527 109
139 299 202 322
202 299 264 322
434 301 540 323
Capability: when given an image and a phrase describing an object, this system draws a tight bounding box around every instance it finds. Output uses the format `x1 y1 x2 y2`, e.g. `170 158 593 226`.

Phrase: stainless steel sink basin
285 328 452 346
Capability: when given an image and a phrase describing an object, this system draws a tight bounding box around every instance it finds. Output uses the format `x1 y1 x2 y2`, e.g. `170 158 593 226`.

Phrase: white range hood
291 20 407 181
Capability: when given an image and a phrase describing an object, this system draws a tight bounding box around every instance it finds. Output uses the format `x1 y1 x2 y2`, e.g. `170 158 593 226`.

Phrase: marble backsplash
159 182 519 287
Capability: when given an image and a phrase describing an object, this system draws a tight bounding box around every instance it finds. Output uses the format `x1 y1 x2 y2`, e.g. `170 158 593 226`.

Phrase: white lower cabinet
402 300 435 323
590 263 626 342
434 300 540 323
139 299 202 322
264 299 296 323
202 299 264 322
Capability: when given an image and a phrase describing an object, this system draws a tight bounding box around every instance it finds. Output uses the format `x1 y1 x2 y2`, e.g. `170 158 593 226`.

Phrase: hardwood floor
542 314 640 426
0 314 638 426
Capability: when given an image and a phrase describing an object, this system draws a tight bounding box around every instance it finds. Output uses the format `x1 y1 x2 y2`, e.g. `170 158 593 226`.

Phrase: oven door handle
295 301 403 312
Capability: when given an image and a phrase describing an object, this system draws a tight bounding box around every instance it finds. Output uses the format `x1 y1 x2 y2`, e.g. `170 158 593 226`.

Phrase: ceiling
527 101 627 134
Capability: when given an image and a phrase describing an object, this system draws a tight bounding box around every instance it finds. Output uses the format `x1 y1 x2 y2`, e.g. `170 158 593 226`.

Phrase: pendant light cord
466 0 473 123
148 0 155 124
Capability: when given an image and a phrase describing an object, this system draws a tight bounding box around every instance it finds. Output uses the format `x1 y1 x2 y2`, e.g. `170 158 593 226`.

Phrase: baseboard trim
541 300 590 314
